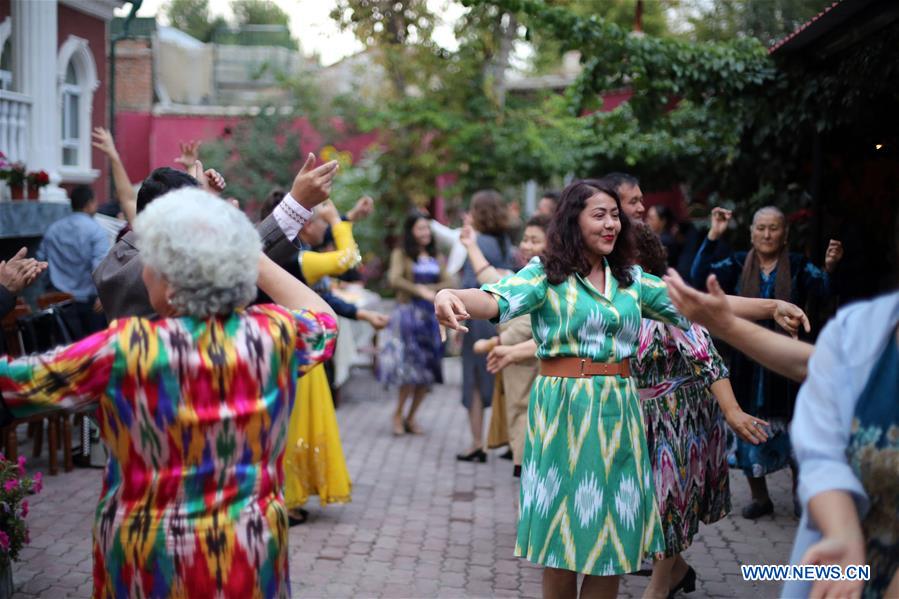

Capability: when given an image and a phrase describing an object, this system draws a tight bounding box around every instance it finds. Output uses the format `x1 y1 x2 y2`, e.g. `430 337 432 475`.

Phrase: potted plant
25 171 49 201
0 455 41 597
0 163 27 201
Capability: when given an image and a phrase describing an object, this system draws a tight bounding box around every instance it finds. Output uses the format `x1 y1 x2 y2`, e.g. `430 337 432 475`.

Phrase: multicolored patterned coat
0 305 337 598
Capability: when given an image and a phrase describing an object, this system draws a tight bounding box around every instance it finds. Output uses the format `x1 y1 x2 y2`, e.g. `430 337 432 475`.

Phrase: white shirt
783 290 899 597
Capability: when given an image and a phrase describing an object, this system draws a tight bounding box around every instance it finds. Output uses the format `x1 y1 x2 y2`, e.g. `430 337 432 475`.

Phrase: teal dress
482 258 689 575
846 330 899 597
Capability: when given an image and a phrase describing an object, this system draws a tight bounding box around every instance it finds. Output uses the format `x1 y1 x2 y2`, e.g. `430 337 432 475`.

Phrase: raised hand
459 225 477 248
824 239 843 273
663 268 735 333
91 127 119 160
708 207 733 241
291 153 339 211
316 200 342 227
347 196 374 222
175 140 201 170
205 169 226 194
0 248 47 294
434 289 470 332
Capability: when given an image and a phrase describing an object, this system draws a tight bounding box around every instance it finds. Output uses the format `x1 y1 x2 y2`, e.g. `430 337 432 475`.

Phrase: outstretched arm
92 127 136 223
434 289 498 332
257 254 336 321
664 269 813 382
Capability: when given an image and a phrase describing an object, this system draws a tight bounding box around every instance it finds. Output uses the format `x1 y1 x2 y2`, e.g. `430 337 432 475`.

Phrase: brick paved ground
15 358 797 598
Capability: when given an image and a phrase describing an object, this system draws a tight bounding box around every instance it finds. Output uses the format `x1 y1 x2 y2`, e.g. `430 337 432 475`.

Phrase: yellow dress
284 221 360 508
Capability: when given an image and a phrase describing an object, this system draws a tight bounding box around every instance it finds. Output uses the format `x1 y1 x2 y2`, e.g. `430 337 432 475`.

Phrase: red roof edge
768 1 843 54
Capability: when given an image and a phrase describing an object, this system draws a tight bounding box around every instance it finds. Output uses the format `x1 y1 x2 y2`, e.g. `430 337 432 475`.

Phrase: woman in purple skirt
380 212 452 435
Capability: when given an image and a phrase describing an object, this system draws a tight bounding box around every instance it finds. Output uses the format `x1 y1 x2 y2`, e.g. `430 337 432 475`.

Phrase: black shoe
742 499 774 519
456 449 487 463
668 566 696 598
288 508 309 527
500 449 513 460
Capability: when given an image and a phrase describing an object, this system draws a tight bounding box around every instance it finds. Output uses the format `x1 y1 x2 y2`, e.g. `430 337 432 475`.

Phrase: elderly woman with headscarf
0 188 338 598
690 205 844 520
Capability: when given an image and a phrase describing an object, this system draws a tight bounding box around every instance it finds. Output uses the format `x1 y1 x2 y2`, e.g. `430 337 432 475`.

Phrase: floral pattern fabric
846 332 899 598
0 305 337 599
482 257 689 576
634 321 731 558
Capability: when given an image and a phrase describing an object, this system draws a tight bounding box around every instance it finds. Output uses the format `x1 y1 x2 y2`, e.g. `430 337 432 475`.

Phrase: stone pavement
14 358 797 598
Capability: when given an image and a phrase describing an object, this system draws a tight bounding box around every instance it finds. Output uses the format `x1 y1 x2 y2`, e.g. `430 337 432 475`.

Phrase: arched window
61 61 80 166
0 28 11 92
57 36 99 182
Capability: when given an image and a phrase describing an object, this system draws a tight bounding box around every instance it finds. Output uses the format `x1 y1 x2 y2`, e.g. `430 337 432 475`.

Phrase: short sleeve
0 322 120 422
669 324 728 385
791 315 868 518
638 269 690 330
481 258 548 324
285 308 339 371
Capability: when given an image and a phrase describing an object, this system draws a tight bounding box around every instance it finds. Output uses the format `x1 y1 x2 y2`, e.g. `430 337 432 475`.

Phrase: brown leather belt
539 357 631 378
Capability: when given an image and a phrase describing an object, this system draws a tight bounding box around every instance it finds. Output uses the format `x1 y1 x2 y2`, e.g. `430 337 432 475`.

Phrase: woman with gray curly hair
0 187 338 598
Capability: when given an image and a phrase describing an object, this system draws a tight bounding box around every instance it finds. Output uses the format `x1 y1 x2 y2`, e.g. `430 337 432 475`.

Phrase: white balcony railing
0 90 31 164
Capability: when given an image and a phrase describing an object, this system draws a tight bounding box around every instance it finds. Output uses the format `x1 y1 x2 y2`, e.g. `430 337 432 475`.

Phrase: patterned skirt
377 300 443 387
516 375 664 575
641 380 730 558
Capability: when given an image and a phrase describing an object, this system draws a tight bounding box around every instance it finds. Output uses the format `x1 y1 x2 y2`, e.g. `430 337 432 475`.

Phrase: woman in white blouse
663 267 899 598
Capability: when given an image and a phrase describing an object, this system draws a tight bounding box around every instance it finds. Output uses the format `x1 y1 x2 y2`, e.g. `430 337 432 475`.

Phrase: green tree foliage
198 108 303 216
678 0 831 46
231 0 291 27
528 0 670 73
165 0 215 41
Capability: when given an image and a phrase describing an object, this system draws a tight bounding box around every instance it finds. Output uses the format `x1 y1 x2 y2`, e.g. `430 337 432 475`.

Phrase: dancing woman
462 214 550 475
631 224 769 599
0 189 337 598
690 206 843 519
380 212 452 436
272 199 377 522
456 190 516 462
436 179 690 596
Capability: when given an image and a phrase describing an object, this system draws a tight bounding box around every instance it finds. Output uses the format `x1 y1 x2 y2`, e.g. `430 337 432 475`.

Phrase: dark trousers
62 300 107 341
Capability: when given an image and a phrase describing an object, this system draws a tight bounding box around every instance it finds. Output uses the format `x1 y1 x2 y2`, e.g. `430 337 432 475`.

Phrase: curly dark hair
543 179 635 286
631 221 668 277
402 211 436 260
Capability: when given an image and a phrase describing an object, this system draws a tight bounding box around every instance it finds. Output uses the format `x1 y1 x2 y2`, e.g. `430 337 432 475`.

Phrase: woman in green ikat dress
435 179 809 598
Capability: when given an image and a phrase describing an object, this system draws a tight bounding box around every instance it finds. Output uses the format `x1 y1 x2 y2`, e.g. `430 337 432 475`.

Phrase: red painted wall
57 4 109 200
116 111 379 183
